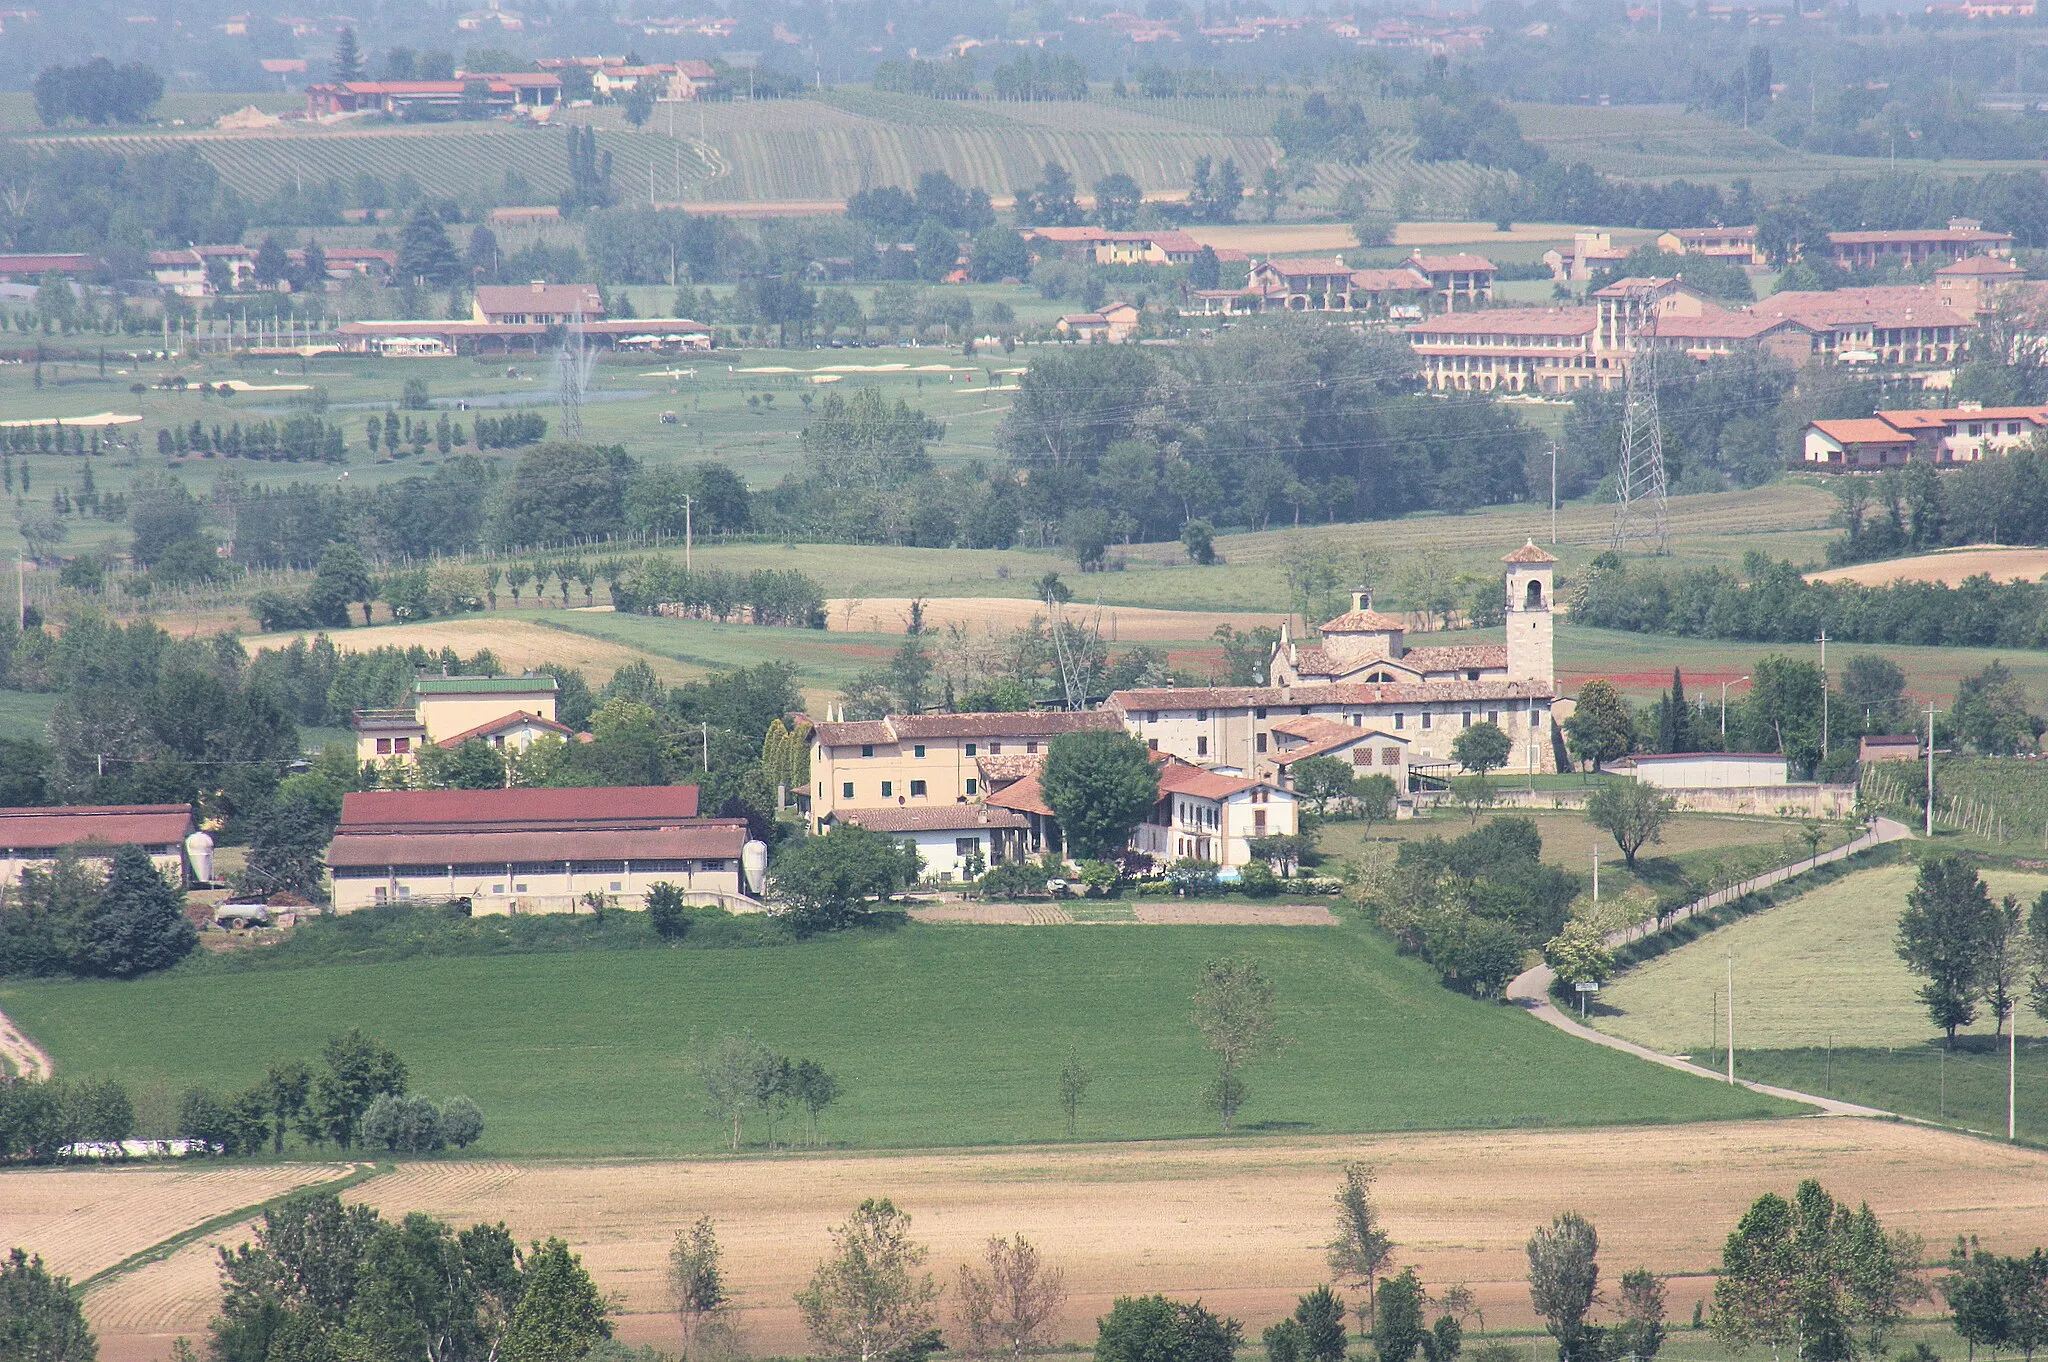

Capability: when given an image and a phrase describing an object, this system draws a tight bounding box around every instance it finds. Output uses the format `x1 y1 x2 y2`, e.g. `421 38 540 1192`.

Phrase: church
1107 543 1570 782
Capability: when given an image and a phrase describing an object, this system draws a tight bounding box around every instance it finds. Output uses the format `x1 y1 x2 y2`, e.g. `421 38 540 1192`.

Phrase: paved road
1507 816 1917 1118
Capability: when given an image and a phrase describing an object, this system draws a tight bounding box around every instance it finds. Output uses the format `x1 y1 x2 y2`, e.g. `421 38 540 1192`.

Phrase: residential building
1409 252 1496 309
541 56 720 99
1130 758 1298 870
1023 227 1206 266
353 674 563 765
803 710 1123 831
1934 254 2026 317
1264 717 1409 791
1607 752 1790 787
148 250 209 298
1801 402 2048 469
305 73 561 119
326 786 754 913
1826 218 2014 271
1407 306 1605 393
1748 286 1972 366
0 804 195 888
1055 301 1140 343
1111 544 1565 778
1655 226 1762 265
1544 230 1633 283
474 281 604 324
827 805 1033 881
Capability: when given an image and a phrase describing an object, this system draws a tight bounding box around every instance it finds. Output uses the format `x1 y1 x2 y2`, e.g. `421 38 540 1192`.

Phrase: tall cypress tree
1658 667 1695 754
331 27 365 82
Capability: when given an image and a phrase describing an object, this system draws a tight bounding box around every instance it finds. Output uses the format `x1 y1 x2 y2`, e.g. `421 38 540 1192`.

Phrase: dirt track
60 1120 2048 1362
1807 546 2048 587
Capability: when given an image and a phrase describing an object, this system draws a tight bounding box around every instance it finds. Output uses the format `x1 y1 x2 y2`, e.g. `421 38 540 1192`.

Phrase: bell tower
1503 541 1556 689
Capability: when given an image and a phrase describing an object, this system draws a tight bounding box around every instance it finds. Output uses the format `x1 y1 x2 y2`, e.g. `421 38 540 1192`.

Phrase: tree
1294 1286 1347 1362
646 881 691 940
1327 1163 1394 1332
971 227 1031 284
1451 721 1512 777
1953 661 2043 756
1584 778 1675 870
1527 1212 1600 1362
1449 774 1497 825
1017 162 1081 228
309 1028 407 1148
0 1248 95 1362
422 738 509 791
1717 1181 1922 1362
1190 957 1284 1132
240 786 332 901
1092 173 1143 230
768 825 918 935
1375 1268 1427 1362
795 1199 942 1362
501 1237 612 1362
260 1058 312 1156
1564 681 1633 771
1984 894 2026 1039
1543 920 1614 992
308 542 373 627
1841 654 1907 736
957 1235 1068 1362
785 1058 841 1147
440 1095 485 1149
1291 756 1354 818
1095 1296 1242 1362
1898 855 1998 1045
1656 669 1696 755
1615 1269 1667 1362
331 26 365 81
397 206 461 289
1353 774 1398 838
1041 730 1160 861
2030 891 2048 1027
1180 519 1217 565
669 1216 729 1358
75 843 194 978
697 1030 782 1151
1057 1045 1090 1138
915 219 960 283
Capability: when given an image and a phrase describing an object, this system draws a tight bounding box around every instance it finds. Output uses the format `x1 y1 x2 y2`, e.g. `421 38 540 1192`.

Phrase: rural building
1934 255 2026 316
1264 716 1409 791
1606 752 1790 788
0 804 196 887
1219 257 1434 315
803 710 1123 831
1022 228 1208 267
0 254 105 283
1410 252 1496 309
353 674 565 765
1111 544 1566 779
541 55 720 99
1826 218 2014 271
1408 306 1605 393
1656 226 1762 265
326 786 755 912
1801 402 2048 470
1860 735 1922 764
1747 286 1971 367
1544 230 1634 283
304 73 561 119
827 804 1033 882
474 282 604 325
1130 759 1299 871
1055 301 1140 343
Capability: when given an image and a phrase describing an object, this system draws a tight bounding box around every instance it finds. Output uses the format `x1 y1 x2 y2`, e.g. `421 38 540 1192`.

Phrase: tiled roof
834 805 1030 833
1258 256 1357 276
1156 762 1258 800
1286 647 1415 679
1753 287 1971 330
1319 608 1407 633
0 804 192 849
976 754 1046 785
338 786 700 831
1349 267 1431 289
1502 541 1558 563
1410 253 1497 271
1652 311 1791 339
814 711 1119 747
1408 307 1597 338
327 823 746 868
1591 275 1683 296
1828 228 2012 244
1936 256 2024 276
434 710 575 750
474 283 603 317
1812 418 1915 444
1401 644 1509 672
983 771 1053 817
1110 678 1556 709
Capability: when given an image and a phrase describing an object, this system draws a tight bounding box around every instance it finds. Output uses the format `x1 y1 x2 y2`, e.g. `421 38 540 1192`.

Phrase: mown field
0 920 1794 1159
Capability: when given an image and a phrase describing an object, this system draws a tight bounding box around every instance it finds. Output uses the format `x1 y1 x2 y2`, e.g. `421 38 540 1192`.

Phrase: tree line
1896 855 2048 1047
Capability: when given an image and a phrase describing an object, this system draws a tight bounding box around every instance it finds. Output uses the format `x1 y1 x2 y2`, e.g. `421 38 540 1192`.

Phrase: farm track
0 1000 52 1080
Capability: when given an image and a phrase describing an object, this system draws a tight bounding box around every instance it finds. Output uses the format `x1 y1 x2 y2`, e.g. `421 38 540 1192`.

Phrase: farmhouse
1801 402 2048 469
1544 230 1634 284
804 710 1122 831
1607 752 1790 788
1110 544 1565 779
1265 716 1410 791
826 804 1033 881
1129 759 1299 871
1826 218 2014 271
0 804 196 888
1934 254 2026 316
353 674 566 765
304 73 561 118
1656 225 1762 265
326 785 756 912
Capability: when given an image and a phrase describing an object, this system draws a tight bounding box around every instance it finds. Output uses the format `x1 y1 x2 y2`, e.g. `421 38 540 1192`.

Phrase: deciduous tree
501 1237 612 1362
1527 1212 1600 1362
1897 855 1998 1045
768 825 919 935
669 1215 729 1358
1094 1295 1242 1362
0 1248 96 1362
1451 721 1512 777
1584 778 1674 870
957 1234 1067 1362
795 1199 941 1362
1190 957 1284 1132
1328 1162 1395 1331
1041 730 1159 861
1563 681 1633 772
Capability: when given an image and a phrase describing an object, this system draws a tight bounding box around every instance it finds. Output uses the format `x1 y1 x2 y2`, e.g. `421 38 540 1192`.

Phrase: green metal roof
412 675 559 695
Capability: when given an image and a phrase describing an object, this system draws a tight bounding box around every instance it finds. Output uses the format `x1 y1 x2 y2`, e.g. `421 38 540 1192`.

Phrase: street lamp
1720 676 1750 738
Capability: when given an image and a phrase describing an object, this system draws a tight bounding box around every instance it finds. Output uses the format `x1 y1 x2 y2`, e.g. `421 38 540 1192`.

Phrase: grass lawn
0 920 1797 1158
0 690 59 741
1593 862 2048 1054
1737 1040 2048 1142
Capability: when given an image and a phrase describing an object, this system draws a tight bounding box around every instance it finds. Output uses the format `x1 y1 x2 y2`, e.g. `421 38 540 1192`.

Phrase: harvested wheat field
1807 546 2048 587
76 1121 2048 1362
0 1161 352 1282
825 597 1285 641
242 616 693 682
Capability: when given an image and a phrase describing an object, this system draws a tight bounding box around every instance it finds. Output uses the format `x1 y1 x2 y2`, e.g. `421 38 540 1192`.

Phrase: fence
1861 762 2021 845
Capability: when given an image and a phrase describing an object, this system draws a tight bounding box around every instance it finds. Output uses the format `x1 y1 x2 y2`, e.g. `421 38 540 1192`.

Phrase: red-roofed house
1407 306 1603 393
1130 757 1297 870
354 674 563 765
1407 251 1496 309
473 281 604 324
1827 218 2013 271
1802 402 2048 469
0 253 104 282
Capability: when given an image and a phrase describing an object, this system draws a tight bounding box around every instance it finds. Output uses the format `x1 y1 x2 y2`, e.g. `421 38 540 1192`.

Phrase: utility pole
1816 630 1830 759
1727 942 1736 1084
701 720 709 772
2010 1008 2019 1141
1592 847 1599 901
683 493 693 572
1925 702 1940 837
1549 442 1558 546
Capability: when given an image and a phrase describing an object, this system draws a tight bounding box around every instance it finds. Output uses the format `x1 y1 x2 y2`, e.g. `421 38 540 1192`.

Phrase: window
861 743 874 758
1462 711 1473 728
965 743 977 756
1382 747 1401 765
1026 741 1039 754
881 781 894 797
966 778 979 795
841 781 854 799
1488 710 1499 725
989 742 1003 754
1196 710 1208 722
1255 707 1267 719
374 886 388 904
393 737 411 753
1353 748 1371 765
610 880 623 892
514 883 528 893
1394 713 1405 730
1196 736 1209 756
1253 809 1267 834
493 884 505 895
1466 669 1481 681
376 737 392 754
1256 733 1268 753
955 837 981 857
913 744 926 758
1147 738 1158 750
1421 711 1432 730
909 779 927 797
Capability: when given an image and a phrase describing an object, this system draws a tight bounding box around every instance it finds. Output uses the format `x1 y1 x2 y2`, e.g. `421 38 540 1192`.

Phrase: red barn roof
338 786 700 832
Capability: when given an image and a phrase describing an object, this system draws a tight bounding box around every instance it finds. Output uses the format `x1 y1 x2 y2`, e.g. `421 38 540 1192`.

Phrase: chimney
530 279 546 293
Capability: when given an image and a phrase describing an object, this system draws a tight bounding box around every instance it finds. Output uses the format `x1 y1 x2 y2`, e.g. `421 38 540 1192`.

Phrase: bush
645 881 690 939
1237 861 1279 897
439 1095 484 1148
979 859 1049 900
362 1092 448 1153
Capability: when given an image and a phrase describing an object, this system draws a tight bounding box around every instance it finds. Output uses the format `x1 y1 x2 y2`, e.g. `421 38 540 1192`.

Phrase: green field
1736 1040 2048 1140
1595 862 2048 1054
0 920 1796 1156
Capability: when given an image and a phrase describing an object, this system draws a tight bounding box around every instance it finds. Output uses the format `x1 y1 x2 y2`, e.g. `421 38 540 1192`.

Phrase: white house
830 804 1034 883
1607 752 1790 788
1130 759 1298 871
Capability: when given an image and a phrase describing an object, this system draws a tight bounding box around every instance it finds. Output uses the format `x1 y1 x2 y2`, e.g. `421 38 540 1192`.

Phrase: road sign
1574 981 1601 993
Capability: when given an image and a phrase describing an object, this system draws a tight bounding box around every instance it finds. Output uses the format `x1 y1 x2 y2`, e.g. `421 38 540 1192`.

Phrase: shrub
645 881 690 939
1237 861 1279 897
439 1095 485 1148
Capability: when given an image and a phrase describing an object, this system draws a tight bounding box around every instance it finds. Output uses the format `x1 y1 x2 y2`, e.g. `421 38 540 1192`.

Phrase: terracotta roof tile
338 786 700 831
833 805 1030 833
0 804 193 849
